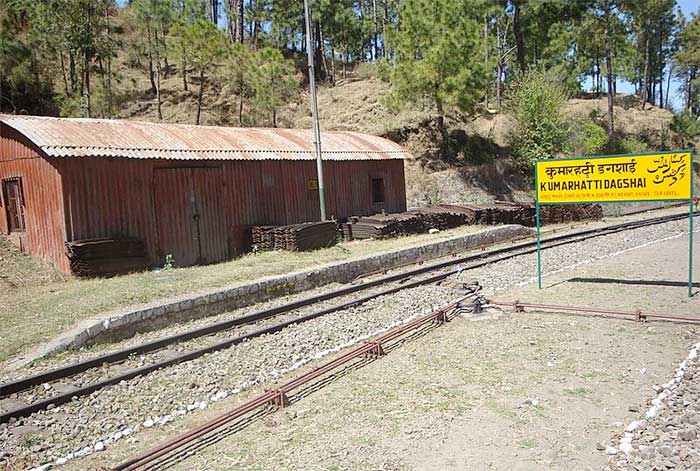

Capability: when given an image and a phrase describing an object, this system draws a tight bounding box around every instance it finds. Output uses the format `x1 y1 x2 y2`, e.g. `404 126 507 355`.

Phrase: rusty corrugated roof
0 115 410 161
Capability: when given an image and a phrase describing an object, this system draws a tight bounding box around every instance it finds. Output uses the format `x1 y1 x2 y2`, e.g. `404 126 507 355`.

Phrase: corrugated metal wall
56 156 406 269
0 125 68 271
1 126 406 272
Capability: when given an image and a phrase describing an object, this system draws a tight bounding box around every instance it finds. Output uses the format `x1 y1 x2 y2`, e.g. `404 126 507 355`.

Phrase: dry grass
0 225 488 363
0 236 64 290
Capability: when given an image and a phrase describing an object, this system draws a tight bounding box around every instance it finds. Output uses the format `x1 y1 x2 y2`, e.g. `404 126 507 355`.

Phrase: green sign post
534 150 695 297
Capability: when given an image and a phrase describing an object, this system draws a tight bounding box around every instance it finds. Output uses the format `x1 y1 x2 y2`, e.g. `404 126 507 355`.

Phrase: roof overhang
0 115 410 162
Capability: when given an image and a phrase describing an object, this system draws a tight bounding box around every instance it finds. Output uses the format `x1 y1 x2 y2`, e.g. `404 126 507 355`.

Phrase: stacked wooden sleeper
252 222 337 251
66 238 148 277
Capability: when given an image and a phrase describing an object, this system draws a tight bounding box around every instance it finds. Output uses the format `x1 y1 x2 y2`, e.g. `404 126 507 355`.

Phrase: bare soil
69 219 700 471
112 56 685 209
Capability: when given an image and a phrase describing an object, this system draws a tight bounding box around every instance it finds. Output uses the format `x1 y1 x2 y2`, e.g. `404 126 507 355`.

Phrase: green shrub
616 137 648 154
56 95 83 117
671 110 700 149
505 69 570 169
570 120 608 155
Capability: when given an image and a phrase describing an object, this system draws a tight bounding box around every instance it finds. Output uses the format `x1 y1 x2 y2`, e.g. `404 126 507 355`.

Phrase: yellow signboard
536 151 692 204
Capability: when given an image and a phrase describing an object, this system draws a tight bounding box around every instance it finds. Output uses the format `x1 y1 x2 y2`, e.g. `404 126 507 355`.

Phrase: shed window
3 178 25 233
371 178 385 204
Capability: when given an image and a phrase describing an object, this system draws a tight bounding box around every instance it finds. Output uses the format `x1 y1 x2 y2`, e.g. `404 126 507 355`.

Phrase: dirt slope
103 60 682 208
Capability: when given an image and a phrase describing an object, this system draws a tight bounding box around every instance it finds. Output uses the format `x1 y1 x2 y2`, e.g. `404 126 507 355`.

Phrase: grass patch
563 387 593 398
485 399 518 420
515 438 538 449
0 225 488 363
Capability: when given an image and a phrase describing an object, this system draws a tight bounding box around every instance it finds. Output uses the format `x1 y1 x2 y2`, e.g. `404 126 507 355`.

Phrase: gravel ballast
1 215 697 470
607 342 700 470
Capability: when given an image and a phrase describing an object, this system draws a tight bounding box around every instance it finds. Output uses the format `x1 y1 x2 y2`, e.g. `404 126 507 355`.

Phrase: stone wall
23 224 531 365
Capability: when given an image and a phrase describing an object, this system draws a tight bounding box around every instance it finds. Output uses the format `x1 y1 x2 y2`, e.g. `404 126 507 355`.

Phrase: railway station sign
536 151 692 204
534 150 696 297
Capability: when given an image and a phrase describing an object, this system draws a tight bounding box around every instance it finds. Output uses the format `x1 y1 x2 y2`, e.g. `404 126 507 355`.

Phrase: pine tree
251 47 297 127
226 42 254 125
171 19 227 124
384 0 491 136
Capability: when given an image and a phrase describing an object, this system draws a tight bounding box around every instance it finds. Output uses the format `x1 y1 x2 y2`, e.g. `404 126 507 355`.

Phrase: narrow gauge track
112 292 482 471
0 211 694 424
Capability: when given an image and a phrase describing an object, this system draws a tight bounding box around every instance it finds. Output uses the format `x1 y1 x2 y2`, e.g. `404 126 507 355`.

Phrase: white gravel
607 342 700 470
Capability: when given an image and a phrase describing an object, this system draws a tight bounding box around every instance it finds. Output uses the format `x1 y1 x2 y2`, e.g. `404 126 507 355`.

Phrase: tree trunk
104 4 113 117
182 57 188 91
595 46 600 95
237 0 244 43
226 2 234 43
145 19 157 95
272 109 277 127
319 26 330 82
484 15 489 107
207 0 218 24
665 62 673 109
495 21 502 110
382 0 389 58
343 46 348 79
250 0 256 43
238 83 244 125
60 50 71 96
358 5 365 60
436 98 446 139
314 21 325 81
496 62 502 110
83 53 91 118
658 34 664 108
690 70 698 116
227 0 236 43
641 34 649 110
155 58 163 121
69 52 77 94
196 68 205 125
146 20 157 95
604 6 614 135
161 23 170 79
372 0 379 60
154 24 163 120
513 1 526 73
331 44 336 85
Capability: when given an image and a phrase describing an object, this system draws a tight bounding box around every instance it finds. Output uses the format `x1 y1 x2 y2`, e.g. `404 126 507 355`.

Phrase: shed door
153 168 227 267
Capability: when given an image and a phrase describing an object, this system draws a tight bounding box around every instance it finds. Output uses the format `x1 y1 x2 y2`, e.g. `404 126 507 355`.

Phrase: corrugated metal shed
1 115 408 273
0 115 409 161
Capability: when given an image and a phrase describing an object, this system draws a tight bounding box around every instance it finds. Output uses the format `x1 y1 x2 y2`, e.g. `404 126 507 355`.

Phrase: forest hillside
1 0 699 206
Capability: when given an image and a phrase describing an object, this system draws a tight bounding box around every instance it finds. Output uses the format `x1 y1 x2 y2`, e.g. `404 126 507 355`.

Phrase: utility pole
304 0 327 221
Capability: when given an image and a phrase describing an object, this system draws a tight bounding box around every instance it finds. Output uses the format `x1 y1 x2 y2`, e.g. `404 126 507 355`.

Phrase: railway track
111 291 483 471
0 210 695 425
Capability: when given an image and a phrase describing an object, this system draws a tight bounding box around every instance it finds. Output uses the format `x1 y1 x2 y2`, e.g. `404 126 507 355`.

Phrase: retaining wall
22 224 531 365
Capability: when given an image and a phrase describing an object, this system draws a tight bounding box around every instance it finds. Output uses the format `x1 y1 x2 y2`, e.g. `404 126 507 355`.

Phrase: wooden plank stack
66 238 148 277
340 205 480 240
251 225 276 250
339 202 603 240
539 204 603 225
252 222 337 251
